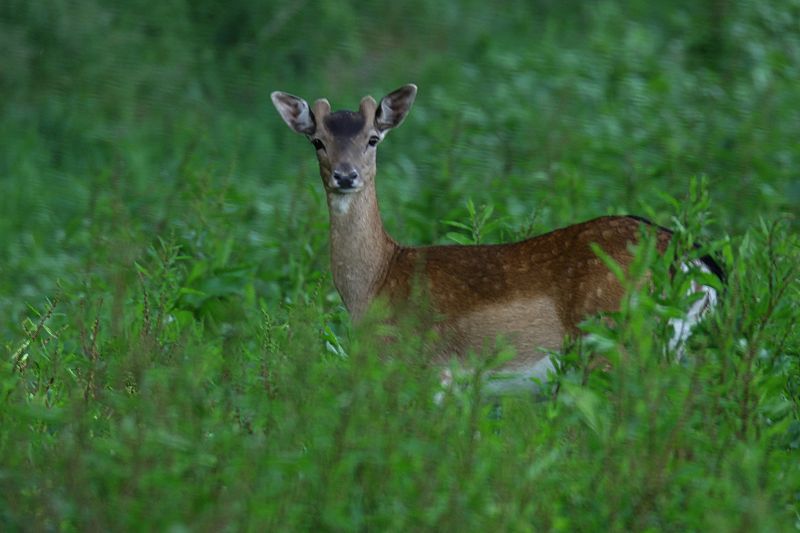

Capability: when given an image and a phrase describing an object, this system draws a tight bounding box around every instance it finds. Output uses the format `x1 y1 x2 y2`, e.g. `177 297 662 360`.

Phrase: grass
1 0 799 530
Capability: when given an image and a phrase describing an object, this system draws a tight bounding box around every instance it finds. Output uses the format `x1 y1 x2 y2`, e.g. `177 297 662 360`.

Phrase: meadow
1 1 799 530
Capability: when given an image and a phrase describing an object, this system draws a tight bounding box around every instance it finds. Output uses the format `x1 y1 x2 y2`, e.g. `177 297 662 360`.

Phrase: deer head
271 84 417 195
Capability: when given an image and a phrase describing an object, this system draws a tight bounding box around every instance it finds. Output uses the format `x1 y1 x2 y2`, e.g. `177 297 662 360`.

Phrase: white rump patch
668 259 719 356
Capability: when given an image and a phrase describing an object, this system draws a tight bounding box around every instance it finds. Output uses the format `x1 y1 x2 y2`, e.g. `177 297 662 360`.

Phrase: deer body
271 84 719 387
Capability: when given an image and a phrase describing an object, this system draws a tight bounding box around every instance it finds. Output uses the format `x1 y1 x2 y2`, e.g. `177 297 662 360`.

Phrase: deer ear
271 91 316 135
375 84 417 132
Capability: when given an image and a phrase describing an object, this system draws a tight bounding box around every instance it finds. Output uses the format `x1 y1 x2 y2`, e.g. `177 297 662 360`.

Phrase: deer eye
367 136 380 147
311 139 326 151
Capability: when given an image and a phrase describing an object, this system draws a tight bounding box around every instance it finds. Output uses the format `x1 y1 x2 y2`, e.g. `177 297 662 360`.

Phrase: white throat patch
330 193 355 215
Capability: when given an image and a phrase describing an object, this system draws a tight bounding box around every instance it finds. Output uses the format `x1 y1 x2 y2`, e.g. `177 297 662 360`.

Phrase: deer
270 84 723 395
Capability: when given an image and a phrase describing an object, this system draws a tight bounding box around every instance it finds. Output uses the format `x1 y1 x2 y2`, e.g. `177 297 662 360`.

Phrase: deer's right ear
271 91 316 135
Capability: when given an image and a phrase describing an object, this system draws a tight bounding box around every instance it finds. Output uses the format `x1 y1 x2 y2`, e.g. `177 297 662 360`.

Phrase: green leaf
445 232 474 245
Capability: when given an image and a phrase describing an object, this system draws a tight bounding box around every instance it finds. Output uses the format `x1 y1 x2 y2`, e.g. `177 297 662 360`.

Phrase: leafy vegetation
1 0 799 530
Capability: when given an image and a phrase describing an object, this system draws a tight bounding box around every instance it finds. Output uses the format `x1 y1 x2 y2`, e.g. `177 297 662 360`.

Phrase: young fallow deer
271 84 722 393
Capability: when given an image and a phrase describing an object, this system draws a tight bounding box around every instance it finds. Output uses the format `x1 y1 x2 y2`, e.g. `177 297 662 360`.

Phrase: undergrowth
2 173 798 530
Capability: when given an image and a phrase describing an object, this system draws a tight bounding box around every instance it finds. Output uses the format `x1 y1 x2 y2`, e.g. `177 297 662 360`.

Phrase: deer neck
327 181 396 320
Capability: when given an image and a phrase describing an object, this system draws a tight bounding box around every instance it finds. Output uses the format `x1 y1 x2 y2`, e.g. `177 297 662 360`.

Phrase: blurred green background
2 0 798 334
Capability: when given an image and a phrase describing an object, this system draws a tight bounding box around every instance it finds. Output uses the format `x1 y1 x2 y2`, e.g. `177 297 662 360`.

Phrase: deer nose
332 169 359 189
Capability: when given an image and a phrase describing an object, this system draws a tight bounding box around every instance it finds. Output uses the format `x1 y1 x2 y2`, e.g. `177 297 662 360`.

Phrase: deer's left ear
271 91 316 135
375 84 417 132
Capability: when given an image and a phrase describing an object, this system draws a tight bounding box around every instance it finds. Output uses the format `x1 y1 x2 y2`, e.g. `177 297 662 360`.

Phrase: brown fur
375 216 670 363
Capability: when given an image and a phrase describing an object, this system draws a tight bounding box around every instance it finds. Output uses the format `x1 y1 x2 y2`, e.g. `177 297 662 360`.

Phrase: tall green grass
2 174 798 530
2 0 799 530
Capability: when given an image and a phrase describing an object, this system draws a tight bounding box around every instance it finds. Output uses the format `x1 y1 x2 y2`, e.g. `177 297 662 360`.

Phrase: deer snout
332 167 360 191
